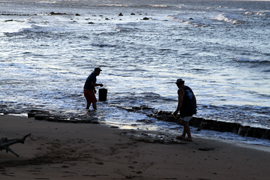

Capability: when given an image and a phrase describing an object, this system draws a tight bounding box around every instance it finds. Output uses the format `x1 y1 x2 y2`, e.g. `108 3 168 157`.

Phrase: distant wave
214 13 245 24
103 4 128 7
245 10 270 17
169 10 247 27
167 14 212 27
4 25 60 37
151 5 168 8
234 57 270 63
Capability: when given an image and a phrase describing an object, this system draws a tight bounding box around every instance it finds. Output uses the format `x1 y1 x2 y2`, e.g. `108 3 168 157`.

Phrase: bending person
84 67 103 110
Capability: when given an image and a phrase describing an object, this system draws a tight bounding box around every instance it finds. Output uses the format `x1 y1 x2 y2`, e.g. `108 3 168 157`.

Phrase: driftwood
0 133 31 157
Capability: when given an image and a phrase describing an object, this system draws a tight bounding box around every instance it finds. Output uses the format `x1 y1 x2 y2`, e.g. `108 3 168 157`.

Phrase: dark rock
119 13 123 16
88 22 94 24
110 126 119 129
132 105 153 111
155 110 171 116
34 114 51 120
131 13 135 15
91 120 100 124
262 130 270 139
238 126 250 136
55 118 69 123
200 119 216 130
189 117 204 127
211 121 241 133
246 127 268 139
136 119 154 124
28 110 50 118
142 17 149 20
49 12 67 15
254 128 269 139
75 13 80 16
0 105 8 114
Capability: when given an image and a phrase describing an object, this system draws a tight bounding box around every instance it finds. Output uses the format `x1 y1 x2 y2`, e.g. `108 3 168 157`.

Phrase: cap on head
176 78 185 84
94 67 102 72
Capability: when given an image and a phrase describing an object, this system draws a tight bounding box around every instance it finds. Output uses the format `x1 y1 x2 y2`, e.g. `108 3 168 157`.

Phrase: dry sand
1 115 270 180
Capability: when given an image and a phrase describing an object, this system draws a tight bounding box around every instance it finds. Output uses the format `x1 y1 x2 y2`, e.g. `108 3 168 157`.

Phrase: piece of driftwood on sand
0 133 31 157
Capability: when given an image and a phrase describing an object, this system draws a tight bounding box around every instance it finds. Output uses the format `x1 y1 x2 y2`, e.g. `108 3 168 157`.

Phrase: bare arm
194 94 197 108
91 82 104 93
91 81 103 87
173 88 185 116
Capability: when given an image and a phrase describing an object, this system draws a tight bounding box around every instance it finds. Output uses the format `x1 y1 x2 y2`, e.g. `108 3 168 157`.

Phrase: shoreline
8 107 270 143
1 115 270 179
3 109 270 148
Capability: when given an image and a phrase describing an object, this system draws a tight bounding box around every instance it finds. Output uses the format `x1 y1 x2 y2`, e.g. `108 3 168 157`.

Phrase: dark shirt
179 86 197 117
84 72 96 91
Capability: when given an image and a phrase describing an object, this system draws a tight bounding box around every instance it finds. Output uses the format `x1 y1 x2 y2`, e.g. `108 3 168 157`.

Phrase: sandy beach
0 115 270 180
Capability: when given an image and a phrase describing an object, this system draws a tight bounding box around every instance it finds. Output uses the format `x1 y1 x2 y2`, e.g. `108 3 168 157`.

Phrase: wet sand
1 115 270 180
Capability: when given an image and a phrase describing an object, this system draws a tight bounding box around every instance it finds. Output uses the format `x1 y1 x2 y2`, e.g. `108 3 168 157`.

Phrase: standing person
84 67 103 110
173 79 197 141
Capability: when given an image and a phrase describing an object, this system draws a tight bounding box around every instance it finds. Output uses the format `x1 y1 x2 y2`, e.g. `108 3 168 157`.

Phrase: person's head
176 78 185 87
94 67 102 76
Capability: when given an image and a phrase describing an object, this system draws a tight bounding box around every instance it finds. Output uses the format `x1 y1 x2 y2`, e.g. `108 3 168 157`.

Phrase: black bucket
99 88 107 101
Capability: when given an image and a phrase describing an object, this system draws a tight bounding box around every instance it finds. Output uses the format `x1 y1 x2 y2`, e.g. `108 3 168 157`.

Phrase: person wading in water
83 67 103 110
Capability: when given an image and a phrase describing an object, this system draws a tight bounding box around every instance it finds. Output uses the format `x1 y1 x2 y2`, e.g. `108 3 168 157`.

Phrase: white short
181 116 192 122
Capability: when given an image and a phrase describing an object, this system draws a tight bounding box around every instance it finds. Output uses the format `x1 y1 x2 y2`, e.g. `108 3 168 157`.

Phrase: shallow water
1 0 270 145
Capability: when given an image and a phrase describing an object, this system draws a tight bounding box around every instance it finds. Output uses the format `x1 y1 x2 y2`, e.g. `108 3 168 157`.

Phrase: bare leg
92 103 97 110
182 121 192 141
86 103 91 109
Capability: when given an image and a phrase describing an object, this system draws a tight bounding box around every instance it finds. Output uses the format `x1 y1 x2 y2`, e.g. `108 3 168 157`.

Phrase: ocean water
1 0 270 145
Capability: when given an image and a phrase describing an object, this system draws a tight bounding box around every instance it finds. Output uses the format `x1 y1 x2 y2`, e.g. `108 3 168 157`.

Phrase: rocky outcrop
26 107 270 140
28 110 99 124
150 110 270 140
111 106 270 140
